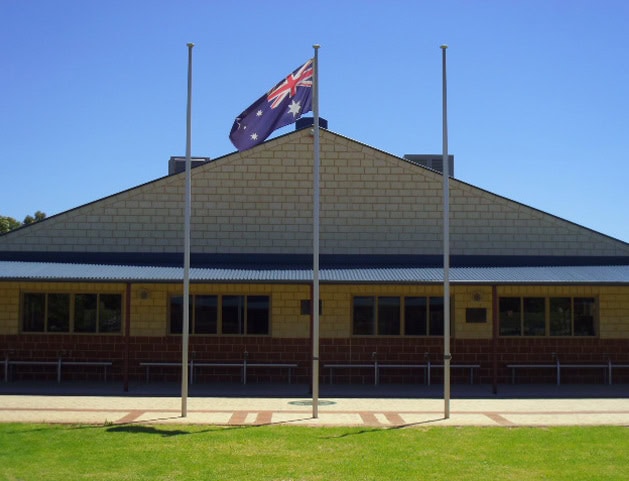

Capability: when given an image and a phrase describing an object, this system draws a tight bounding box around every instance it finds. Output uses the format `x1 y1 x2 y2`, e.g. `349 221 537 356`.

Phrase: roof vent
168 156 211 175
403 154 454 177
296 117 328 130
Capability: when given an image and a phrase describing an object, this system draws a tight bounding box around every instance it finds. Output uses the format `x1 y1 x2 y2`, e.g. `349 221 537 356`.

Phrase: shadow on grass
319 417 446 438
106 425 190 436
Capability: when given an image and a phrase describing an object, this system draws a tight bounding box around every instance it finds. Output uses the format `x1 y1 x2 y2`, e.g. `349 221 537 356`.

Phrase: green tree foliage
23 210 46 225
0 211 46 233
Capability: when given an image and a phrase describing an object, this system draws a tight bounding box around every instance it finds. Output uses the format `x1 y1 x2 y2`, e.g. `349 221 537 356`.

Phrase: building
1 126 628 388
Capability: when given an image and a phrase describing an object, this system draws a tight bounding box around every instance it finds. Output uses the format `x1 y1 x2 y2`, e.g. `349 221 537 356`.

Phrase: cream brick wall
454 286 494 339
599 287 629 338
1 129 627 257
0 284 19 334
2 281 627 339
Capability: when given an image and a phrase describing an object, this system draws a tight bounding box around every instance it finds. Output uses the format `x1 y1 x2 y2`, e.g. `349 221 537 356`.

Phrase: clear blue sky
2 0 628 242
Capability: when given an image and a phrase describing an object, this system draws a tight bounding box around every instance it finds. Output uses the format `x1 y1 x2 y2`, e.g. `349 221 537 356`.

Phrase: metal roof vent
404 154 454 177
296 117 328 130
168 156 211 175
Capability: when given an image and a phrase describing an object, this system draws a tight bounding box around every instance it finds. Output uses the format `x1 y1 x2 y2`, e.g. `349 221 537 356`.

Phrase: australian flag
230 59 313 151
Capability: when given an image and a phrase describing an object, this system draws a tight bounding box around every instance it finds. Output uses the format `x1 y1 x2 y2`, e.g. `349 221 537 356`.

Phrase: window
378 297 400 335
169 295 269 335
499 296 596 337
353 296 445 336
22 293 45 332
22 293 122 333
549 297 571 336
523 297 545 336
353 296 376 335
404 297 427 335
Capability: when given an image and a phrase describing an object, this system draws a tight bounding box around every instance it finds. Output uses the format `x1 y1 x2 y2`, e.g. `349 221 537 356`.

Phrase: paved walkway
1 383 628 427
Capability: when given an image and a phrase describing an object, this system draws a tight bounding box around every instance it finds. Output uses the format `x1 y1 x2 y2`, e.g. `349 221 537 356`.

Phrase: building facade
1 127 628 387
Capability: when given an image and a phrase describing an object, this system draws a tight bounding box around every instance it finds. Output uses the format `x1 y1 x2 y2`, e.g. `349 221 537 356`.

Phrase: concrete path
1 383 628 427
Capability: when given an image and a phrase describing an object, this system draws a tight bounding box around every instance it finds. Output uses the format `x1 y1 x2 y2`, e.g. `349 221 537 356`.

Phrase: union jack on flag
230 59 314 151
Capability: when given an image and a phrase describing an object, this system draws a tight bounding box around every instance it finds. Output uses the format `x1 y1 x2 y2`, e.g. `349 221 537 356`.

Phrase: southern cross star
287 100 302 118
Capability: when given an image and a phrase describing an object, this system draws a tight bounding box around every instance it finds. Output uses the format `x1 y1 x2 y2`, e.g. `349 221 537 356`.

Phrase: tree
0 216 21 234
0 211 46 233
23 210 46 225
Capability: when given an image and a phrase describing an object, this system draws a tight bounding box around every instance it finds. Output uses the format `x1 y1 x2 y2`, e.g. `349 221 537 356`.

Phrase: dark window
46 294 70 332
75 294 98 332
247 295 269 335
574 298 596 336
499 297 521 336
378 297 401 335
429 297 444 336
549 297 571 336
222 295 245 334
171 295 269 336
405 297 427 335
22 293 45 332
195 295 218 334
354 296 446 336
99 294 122 333
523 298 545 336
499 296 596 337
22 292 121 334
353 296 375 335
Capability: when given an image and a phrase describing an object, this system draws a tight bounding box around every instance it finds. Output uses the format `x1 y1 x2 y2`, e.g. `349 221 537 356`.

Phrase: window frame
352 295 447 337
499 296 597 337
169 294 271 336
21 292 123 334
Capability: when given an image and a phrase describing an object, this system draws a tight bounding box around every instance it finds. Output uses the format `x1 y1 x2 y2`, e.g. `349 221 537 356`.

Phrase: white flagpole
311 44 321 419
441 44 451 419
181 42 194 417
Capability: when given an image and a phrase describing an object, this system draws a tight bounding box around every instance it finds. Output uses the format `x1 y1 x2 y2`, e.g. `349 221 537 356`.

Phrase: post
441 44 451 419
181 42 194 417
311 44 321 418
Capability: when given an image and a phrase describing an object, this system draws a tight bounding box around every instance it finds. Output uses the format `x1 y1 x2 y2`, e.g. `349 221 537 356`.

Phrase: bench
506 360 629 385
324 361 479 385
3 357 112 383
140 360 297 384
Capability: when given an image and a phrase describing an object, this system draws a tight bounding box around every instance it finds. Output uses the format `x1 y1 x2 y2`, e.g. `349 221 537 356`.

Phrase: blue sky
2 0 628 242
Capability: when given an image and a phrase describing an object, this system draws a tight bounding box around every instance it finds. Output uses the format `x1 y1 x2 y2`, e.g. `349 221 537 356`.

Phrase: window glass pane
549 297 571 336
22 293 45 332
47 294 70 332
99 294 122 333
378 297 400 335
222 295 244 334
405 297 427 335
75 294 98 332
246 296 269 335
429 297 444 336
523 297 545 336
574 297 596 336
195 295 218 334
353 296 375 335
499 297 521 336
170 296 186 334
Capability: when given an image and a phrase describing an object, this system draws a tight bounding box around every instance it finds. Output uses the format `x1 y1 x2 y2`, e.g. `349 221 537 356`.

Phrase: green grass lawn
1 423 627 480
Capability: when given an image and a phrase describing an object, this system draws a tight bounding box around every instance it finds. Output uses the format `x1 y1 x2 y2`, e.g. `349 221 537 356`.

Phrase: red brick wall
1 334 628 384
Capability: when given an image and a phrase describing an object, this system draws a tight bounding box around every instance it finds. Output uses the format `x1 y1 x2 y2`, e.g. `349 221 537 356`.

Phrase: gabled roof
1 128 628 260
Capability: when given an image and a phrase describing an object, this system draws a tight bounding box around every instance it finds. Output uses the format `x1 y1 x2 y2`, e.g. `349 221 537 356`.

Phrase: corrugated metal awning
1 261 628 284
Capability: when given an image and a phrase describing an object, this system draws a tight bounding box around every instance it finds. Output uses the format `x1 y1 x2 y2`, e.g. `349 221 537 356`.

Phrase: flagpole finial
440 44 448 49
313 44 321 49
187 43 195 48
